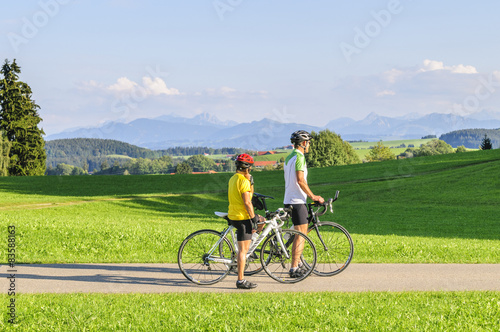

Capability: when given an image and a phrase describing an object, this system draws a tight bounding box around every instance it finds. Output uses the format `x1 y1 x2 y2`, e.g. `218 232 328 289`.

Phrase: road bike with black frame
252 191 353 277
292 190 354 276
177 203 317 285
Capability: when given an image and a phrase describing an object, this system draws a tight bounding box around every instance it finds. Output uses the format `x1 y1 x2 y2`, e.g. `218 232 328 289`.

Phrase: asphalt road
2 263 499 293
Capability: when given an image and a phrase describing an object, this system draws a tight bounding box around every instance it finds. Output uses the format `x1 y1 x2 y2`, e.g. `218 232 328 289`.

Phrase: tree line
439 129 499 149
45 138 248 173
93 154 235 176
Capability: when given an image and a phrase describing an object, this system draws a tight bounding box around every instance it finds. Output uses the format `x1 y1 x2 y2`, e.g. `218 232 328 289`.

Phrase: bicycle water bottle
283 225 294 241
251 232 258 243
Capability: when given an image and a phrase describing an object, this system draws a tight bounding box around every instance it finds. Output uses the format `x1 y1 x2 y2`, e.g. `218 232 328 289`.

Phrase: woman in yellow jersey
228 153 264 289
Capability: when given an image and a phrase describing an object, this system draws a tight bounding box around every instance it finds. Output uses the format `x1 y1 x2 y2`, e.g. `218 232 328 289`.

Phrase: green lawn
349 138 435 150
1 292 498 331
351 138 436 160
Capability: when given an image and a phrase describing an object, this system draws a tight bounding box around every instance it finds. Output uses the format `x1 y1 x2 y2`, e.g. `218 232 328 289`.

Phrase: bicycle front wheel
178 229 234 285
260 229 316 283
307 222 353 276
244 240 264 276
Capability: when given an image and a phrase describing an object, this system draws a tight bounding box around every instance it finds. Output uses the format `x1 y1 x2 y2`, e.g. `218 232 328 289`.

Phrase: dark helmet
290 130 312 144
235 153 254 169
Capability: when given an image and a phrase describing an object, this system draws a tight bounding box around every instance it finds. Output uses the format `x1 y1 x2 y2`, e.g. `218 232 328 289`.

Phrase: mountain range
45 111 500 150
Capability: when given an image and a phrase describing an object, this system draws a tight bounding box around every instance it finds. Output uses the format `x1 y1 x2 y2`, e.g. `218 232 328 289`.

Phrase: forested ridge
440 128 500 149
45 138 246 172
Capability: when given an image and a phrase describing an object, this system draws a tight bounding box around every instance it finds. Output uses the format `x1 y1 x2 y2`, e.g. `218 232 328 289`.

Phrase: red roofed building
257 151 277 156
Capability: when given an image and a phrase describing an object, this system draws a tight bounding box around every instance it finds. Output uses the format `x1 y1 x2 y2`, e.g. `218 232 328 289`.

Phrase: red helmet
235 153 254 169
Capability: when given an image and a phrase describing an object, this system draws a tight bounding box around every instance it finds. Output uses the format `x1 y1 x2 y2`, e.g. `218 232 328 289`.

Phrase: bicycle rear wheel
178 229 234 285
307 221 353 276
260 229 316 283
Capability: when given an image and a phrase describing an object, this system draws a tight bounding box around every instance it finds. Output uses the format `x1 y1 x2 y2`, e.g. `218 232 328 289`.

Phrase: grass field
350 138 434 160
349 138 435 150
1 292 498 331
1 149 499 330
253 152 289 162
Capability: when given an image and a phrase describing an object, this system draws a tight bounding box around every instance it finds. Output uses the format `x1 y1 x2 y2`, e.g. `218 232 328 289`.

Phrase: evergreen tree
0 59 46 175
480 134 493 150
1 131 11 176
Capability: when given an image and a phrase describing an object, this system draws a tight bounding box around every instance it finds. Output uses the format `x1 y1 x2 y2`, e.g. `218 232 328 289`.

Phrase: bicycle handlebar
311 190 340 216
265 207 292 228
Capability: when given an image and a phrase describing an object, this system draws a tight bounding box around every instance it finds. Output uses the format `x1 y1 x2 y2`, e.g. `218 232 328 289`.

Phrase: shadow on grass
108 194 229 221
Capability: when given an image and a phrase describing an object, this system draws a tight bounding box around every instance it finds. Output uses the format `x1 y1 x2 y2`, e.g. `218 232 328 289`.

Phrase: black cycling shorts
285 204 309 226
230 219 253 241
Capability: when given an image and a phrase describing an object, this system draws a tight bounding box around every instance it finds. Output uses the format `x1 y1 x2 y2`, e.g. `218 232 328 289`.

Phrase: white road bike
178 205 317 285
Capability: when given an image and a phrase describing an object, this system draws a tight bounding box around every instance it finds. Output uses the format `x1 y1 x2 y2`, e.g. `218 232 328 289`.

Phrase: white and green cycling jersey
283 149 308 204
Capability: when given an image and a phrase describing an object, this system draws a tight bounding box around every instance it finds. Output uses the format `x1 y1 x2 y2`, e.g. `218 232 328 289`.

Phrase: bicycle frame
306 191 339 250
207 210 289 265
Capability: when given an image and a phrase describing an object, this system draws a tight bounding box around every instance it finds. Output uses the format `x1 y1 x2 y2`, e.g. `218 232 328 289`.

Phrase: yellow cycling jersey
228 173 251 220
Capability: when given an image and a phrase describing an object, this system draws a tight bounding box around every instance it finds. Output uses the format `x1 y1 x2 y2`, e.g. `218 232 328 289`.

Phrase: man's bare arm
296 170 324 203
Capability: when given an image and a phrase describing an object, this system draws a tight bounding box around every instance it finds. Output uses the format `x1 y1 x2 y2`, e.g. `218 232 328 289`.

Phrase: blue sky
2 0 500 135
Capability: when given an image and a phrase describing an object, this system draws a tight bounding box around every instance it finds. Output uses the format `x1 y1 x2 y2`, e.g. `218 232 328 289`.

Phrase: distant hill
45 111 500 150
45 138 166 171
45 138 247 171
439 128 500 149
154 112 238 127
46 118 222 147
326 111 500 141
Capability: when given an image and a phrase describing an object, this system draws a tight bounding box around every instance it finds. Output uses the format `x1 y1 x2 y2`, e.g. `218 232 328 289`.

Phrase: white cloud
107 77 138 93
419 59 477 74
376 90 396 97
80 76 182 97
382 69 405 84
142 77 180 96
327 59 500 121
203 86 238 97
77 80 105 91
220 86 237 94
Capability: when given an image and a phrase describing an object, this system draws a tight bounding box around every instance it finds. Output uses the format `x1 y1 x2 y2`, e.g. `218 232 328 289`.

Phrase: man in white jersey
284 130 324 278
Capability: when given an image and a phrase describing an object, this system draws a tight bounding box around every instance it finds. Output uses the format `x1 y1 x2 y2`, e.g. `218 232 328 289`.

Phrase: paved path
2 264 499 293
